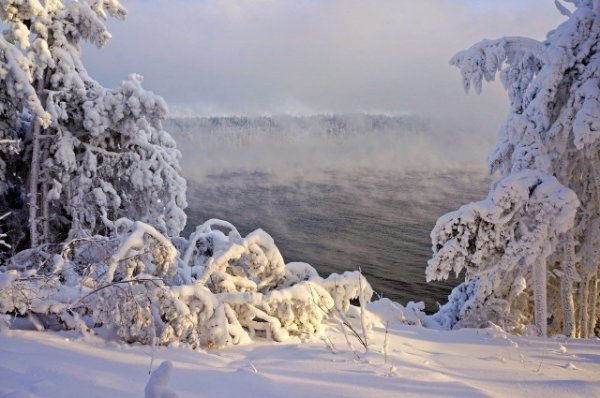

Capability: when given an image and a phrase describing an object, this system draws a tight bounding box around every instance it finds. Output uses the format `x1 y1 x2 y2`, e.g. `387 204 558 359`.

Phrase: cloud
83 0 565 132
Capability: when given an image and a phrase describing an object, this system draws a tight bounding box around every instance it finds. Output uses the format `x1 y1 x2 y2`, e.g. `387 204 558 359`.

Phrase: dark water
183 170 489 312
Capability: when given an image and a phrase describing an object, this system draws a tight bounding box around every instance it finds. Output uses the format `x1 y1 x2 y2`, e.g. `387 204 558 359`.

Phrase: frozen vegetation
428 0 600 338
0 0 371 350
0 0 600 397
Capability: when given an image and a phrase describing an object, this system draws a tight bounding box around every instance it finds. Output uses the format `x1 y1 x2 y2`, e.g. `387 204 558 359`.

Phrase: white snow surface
1 301 599 398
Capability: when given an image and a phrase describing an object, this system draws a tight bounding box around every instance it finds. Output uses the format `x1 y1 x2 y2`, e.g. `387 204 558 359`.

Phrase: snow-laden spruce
0 0 373 348
427 171 578 336
428 0 600 337
0 0 187 253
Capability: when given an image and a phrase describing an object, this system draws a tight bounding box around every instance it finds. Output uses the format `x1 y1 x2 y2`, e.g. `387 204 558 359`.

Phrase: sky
84 0 566 131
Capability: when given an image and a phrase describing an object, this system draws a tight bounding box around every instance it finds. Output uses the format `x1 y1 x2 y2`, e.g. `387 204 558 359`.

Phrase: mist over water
168 115 492 311
167 114 494 180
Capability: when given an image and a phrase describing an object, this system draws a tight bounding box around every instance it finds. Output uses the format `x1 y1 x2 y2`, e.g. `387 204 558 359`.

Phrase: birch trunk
561 233 576 337
589 273 598 337
28 76 46 248
42 180 49 245
533 260 548 337
581 276 591 338
28 122 42 248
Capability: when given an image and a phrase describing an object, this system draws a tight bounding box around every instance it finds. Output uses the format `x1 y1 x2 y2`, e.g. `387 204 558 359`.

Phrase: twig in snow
358 267 369 352
249 362 258 373
384 321 390 364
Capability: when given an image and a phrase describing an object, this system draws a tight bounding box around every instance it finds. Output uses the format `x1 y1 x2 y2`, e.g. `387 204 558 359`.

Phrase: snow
1 1 599 396
145 361 178 398
1 304 600 398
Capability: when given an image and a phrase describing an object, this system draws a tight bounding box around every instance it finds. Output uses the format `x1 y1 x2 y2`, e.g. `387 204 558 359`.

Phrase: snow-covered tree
0 0 187 251
428 0 600 337
427 171 578 335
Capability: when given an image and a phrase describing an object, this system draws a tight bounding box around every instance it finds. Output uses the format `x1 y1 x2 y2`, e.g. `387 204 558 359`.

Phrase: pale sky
84 0 566 131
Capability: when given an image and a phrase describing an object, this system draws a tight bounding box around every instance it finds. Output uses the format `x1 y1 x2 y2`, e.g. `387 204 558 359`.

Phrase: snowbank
1 303 599 398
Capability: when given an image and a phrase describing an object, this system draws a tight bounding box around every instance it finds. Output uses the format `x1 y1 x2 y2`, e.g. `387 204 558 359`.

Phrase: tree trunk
40 132 52 246
42 180 49 245
589 272 598 337
28 76 46 248
28 122 41 248
561 233 576 337
581 276 591 338
533 260 548 337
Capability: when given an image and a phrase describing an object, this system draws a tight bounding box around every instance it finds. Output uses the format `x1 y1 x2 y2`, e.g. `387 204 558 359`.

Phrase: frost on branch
0 220 373 348
435 0 600 337
450 36 546 110
60 74 188 238
427 171 578 335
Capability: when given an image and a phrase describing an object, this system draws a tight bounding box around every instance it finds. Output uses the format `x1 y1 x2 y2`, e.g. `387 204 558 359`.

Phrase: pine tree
0 0 187 251
428 0 600 337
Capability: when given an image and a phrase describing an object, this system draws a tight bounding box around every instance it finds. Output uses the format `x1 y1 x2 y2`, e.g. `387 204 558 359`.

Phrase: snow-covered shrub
367 298 429 328
430 0 600 337
0 219 373 348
